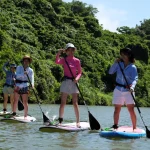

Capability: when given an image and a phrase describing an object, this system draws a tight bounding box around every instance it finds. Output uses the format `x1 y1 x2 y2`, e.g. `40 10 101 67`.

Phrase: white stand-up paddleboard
0 115 36 123
0 111 11 116
39 122 90 132
100 126 146 138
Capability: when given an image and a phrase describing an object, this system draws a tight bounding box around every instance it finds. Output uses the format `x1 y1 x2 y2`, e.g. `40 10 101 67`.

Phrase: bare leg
3 94 8 112
127 104 136 130
13 92 20 113
22 94 28 118
59 93 68 122
72 93 80 127
114 104 122 125
10 94 14 112
3 94 8 110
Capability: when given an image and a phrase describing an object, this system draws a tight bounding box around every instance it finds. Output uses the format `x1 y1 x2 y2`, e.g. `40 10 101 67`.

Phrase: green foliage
0 0 150 106
137 19 150 35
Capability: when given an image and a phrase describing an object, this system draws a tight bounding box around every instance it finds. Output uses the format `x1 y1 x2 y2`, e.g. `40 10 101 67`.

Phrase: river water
0 104 149 150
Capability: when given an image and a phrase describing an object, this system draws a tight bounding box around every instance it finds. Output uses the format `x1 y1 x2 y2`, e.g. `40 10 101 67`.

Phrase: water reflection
57 132 78 148
0 105 149 150
109 138 135 150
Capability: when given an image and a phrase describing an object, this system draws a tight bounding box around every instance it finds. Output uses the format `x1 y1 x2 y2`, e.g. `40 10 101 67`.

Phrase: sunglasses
66 48 75 51
11 67 16 69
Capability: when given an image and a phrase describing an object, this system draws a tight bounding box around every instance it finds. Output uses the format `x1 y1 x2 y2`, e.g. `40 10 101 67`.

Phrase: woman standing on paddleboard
55 43 82 127
12 55 34 119
2 63 16 113
109 48 138 130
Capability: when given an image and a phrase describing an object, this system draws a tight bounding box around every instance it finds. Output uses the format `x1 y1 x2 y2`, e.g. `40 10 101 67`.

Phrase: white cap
65 43 76 50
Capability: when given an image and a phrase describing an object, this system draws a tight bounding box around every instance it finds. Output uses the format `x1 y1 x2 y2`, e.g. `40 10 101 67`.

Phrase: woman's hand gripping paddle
23 67 50 124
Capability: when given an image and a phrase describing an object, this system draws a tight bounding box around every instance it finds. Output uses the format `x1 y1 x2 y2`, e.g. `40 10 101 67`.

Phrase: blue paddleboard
100 126 146 138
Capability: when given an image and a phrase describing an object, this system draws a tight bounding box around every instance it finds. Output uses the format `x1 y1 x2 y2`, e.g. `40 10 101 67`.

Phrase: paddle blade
42 112 50 123
146 126 150 138
18 100 24 111
88 111 101 130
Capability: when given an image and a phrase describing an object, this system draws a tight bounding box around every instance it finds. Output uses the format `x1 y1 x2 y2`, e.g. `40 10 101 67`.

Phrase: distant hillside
0 0 150 106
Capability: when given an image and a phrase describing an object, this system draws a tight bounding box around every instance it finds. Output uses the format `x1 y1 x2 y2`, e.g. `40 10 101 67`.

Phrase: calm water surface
0 104 150 150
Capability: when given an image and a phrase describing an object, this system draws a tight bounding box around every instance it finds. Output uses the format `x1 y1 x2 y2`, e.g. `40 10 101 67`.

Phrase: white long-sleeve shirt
15 66 34 88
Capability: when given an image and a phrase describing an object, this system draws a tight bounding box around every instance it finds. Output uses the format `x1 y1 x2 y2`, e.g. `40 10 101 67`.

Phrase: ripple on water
0 105 150 150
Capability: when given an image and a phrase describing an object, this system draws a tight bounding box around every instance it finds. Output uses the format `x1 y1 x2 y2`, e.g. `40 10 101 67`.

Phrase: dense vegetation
0 0 150 106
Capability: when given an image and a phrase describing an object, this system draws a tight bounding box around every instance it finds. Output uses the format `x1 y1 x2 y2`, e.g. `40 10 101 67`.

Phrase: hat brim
23 57 32 63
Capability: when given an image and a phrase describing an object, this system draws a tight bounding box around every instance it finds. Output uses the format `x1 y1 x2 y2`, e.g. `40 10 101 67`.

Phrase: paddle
14 79 24 111
118 62 150 138
18 96 24 111
64 57 101 130
23 67 50 123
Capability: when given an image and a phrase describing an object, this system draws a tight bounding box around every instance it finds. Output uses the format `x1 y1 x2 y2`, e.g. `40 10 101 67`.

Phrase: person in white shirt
12 55 34 119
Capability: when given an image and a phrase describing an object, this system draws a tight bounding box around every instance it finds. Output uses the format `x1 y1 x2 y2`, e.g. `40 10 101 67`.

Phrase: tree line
0 0 150 106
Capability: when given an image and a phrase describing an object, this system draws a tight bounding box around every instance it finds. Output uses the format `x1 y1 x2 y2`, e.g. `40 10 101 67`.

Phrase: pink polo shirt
55 54 82 81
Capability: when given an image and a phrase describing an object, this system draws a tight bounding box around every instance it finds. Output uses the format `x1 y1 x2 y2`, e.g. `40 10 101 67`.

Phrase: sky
63 0 150 32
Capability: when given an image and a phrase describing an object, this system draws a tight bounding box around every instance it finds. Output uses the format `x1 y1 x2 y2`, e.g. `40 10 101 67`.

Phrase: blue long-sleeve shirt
109 62 138 92
3 63 16 86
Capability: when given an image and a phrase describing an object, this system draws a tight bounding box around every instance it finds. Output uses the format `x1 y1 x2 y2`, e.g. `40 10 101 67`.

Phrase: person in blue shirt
2 63 16 113
109 48 138 130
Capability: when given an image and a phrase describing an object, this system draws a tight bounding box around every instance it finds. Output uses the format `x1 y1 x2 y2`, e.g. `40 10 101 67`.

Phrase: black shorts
15 87 29 94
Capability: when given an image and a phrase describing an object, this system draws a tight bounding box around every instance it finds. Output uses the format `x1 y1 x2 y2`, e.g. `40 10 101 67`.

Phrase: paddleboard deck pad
0 115 36 123
100 126 146 138
39 122 90 132
0 111 11 116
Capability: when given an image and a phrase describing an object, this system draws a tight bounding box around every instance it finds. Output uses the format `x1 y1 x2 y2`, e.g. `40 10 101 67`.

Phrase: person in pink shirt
55 43 82 127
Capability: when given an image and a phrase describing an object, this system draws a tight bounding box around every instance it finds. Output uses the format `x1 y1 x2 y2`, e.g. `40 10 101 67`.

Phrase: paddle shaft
23 67 49 123
64 57 101 130
64 57 90 111
118 62 147 127
24 70 43 113
14 80 24 111
76 84 90 112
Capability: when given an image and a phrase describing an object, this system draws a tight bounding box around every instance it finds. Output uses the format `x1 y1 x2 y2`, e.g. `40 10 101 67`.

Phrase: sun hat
65 43 76 50
22 55 32 63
